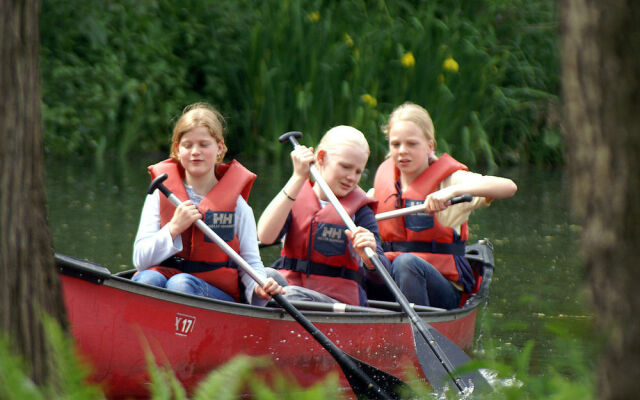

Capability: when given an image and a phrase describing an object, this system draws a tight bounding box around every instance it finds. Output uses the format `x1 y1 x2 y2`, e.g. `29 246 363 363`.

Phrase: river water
45 155 591 375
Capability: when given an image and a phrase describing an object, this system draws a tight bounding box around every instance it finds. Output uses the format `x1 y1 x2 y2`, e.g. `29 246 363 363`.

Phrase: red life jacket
147 159 256 301
373 155 475 292
278 181 376 305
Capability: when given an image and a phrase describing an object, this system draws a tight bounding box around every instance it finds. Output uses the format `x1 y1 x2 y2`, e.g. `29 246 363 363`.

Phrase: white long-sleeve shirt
133 189 267 305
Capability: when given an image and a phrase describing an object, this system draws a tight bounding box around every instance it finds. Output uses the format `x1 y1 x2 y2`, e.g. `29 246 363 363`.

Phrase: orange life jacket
147 159 256 301
278 181 376 305
373 155 475 292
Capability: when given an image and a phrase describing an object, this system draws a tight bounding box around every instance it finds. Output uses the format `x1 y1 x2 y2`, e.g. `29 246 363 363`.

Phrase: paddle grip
447 194 473 205
278 131 303 147
148 173 172 198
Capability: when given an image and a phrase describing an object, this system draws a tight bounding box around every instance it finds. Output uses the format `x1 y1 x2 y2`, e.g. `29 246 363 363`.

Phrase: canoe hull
58 240 493 398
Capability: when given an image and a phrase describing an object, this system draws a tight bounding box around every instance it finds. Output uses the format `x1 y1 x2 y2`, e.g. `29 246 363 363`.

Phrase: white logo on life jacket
213 212 234 227
205 211 235 242
405 198 433 231
320 226 343 241
314 222 346 256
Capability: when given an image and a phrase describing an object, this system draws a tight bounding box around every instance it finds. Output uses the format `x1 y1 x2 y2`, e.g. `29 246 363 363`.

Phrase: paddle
367 300 445 313
280 131 489 394
375 194 473 221
148 173 408 400
268 299 444 313
267 299 392 313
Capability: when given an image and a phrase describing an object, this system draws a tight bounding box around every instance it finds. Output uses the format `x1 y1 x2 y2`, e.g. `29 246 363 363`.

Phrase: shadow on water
45 154 591 374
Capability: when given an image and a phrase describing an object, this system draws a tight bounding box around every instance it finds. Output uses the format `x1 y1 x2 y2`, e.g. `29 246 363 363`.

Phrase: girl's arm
425 172 517 214
235 198 265 304
235 197 284 304
257 145 314 244
132 191 182 269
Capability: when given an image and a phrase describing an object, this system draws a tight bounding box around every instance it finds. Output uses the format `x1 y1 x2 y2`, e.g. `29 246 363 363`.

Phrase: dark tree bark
561 0 640 399
0 0 67 385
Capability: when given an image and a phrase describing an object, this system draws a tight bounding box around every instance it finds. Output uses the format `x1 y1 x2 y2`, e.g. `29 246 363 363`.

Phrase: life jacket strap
382 240 465 256
278 258 363 284
160 256 236 273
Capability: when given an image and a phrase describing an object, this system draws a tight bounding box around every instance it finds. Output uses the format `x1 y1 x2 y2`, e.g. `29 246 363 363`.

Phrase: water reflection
45 155 590 370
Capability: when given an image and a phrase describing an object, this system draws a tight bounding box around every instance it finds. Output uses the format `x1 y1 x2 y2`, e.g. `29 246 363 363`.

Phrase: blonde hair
316 125 370 157
170 102 227 163
383 102 437 148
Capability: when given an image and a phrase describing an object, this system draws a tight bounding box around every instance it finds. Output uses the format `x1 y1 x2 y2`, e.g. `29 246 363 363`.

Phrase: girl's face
317 145 368 198
177 126 221 179
388 120 433 181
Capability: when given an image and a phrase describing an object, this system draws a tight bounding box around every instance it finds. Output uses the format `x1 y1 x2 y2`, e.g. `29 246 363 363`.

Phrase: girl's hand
291 145 315 179
345 227 377 270
424 188 456 214
168 200 202 239
254 278 286 300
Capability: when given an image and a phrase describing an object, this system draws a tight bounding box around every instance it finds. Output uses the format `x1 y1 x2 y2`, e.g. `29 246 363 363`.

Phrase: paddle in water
147 173 409 400
280 131 491 394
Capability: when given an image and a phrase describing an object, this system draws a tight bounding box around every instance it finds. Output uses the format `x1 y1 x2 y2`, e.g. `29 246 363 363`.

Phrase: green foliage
0 314 104 400
0 314 595 400
143 348 343 399
0 336 45 400
41 0 560 167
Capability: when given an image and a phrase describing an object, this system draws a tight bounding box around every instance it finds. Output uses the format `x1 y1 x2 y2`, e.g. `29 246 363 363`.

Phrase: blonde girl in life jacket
257 126 392 306
132 102 284 304
369 102 517 309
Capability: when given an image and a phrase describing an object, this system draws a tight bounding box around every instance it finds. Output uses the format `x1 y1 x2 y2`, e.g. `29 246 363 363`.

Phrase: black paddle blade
271 294 409 400
343 354 412 400
412 325 491 394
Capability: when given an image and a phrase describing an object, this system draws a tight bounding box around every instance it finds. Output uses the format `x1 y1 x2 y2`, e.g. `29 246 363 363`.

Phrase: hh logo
175 313 196 336
204 211 235 242
406 198 426 210
314 222 347 257
405 198 433 232
212 212 233 226
320 225 344 241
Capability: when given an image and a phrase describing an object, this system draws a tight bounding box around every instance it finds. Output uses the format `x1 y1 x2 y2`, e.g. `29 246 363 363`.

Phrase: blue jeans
132 270 235 302
391 253 461 309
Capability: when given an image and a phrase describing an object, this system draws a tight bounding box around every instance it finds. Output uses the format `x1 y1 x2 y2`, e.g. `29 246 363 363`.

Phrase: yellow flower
443 56 459 73
361 94 377 108
308 11 320 22
401 52 415 68
344 33 354 47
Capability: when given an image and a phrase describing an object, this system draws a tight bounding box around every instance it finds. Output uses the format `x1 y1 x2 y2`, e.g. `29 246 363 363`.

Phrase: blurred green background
41 0 560 169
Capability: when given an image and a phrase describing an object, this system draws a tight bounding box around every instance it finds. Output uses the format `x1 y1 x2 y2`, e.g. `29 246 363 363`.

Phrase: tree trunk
561 0 640 398
0 0 67 385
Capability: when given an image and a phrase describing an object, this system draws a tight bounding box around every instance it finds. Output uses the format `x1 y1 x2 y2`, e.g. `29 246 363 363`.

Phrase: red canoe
57 239 494 398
